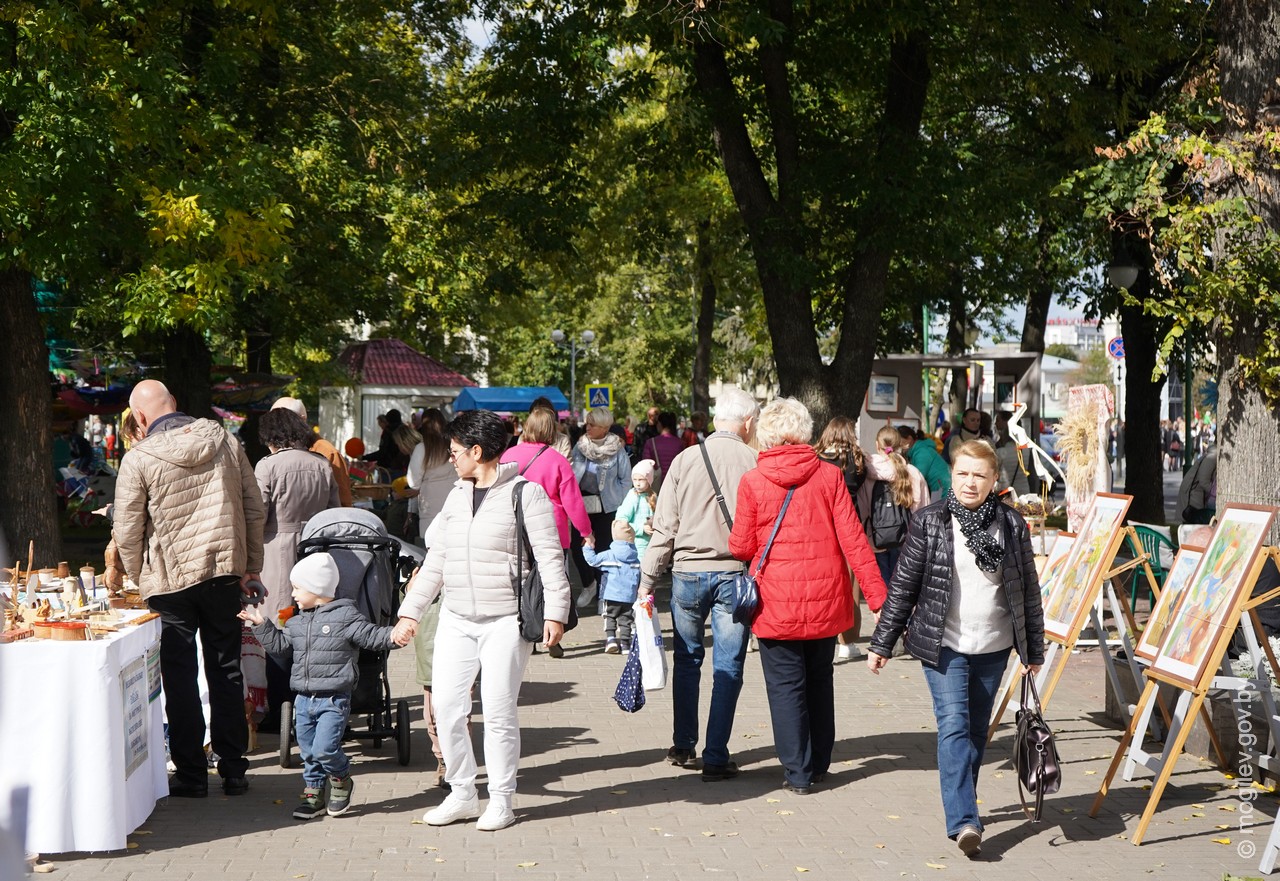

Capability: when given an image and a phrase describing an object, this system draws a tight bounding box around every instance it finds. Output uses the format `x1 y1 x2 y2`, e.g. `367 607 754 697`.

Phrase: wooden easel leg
1132 690 1207 845
1091 679 1157 818
1039 640 1072 705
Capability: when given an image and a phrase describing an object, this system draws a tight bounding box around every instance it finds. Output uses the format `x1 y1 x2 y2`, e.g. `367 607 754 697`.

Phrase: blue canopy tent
451 386 570 412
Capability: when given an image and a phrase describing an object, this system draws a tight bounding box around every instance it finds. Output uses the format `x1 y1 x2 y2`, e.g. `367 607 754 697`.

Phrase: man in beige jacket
639 386 758 782
113 380 266 798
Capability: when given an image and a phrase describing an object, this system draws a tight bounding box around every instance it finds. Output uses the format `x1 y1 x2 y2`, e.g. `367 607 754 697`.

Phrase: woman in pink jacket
501 407 592 657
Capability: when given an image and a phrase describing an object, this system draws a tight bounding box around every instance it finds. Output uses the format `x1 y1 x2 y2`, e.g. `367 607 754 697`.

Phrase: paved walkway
43 601 1269 881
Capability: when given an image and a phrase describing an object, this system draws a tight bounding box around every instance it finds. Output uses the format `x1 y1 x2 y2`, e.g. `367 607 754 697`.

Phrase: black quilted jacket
868 500 1046 668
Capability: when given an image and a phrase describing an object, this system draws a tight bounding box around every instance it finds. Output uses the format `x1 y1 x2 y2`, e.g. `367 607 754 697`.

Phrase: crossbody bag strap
754 486 797 576
698 440 734 529
512 481 530 599
519 445 549 476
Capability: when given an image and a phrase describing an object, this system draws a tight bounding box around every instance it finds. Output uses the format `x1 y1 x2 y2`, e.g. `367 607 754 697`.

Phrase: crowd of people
109 381 1045 858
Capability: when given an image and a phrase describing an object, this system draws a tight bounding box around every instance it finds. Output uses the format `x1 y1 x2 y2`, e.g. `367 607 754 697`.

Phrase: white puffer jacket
398 464 571 625
113 416 266 599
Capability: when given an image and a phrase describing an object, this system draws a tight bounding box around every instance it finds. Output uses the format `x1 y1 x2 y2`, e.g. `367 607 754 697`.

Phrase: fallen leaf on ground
517 862 537 868
605 810 618 815
1084 770 1097 776
777 810 794 816
926 862 947 870
1191 803 1205 808
796 868 810 873
1191 812 1205 818
1217 824 1231 830
702 831 716 837
411 819 424 825
993 772 1005 779
887 814 901 819
649 827 662 832
132 831 152 836
1219 805 1237 812
273 800 284 805
767 798 782 803
1213 838 1232 845
1061 807 1075 814
424 846 439 852
875 844 886 849
31 864 54 875
610 789 628 795
127 843 138 850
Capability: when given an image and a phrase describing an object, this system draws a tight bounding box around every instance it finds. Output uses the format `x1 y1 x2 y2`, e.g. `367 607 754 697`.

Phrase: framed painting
1133 545 1204 663
1151 504 1278 688
867 375 899 412
1037 532 1076 607
1042 493 1133 641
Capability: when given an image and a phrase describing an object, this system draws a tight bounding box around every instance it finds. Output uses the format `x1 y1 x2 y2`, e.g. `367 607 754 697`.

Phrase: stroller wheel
396 700 411 766
278 700 293 769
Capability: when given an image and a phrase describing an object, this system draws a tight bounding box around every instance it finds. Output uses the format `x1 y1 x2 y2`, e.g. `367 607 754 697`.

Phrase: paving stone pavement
42 601 1273 881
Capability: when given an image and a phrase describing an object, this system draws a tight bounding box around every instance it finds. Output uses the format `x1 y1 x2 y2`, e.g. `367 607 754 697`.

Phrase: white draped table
0 611 167 853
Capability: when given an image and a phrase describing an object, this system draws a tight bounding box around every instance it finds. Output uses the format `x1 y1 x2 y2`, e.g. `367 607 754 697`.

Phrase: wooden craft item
56 561 70 579
0 627 33 643
49 621 87 641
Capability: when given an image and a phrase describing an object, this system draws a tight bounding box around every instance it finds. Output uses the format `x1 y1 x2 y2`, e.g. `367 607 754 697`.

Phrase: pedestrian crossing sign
585 384 613 410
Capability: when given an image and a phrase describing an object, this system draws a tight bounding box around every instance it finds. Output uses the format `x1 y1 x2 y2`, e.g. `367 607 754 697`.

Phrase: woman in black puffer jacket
867 440 1045 859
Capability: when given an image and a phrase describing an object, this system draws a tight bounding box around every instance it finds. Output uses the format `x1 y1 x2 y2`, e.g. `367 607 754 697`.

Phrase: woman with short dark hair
395 410 570 831
254 408 339 725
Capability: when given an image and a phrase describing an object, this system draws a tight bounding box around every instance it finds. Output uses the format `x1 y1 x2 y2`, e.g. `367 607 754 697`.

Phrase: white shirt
942 519 1013 655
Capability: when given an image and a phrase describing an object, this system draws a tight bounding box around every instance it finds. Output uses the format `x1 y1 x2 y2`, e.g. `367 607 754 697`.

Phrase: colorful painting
1151 505 1277 688
1133 546 1204 663
1038 533 1076 607
1043 493 1133 641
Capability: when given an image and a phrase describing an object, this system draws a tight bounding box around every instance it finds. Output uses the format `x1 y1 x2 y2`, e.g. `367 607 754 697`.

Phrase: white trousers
432 607 532 805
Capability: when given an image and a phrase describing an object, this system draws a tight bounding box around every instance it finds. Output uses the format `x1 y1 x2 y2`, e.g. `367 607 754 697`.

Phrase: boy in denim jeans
240 552 410 819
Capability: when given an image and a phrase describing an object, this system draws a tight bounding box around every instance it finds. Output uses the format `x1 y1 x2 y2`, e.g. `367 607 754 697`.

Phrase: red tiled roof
337 339 476 388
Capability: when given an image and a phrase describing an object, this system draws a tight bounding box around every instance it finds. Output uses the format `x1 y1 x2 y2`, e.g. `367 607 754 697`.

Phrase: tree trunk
0 268 62 565
163 325 213 418
691 18 930 431
1118 295 1168 523
1020 220 1056 354
691 220 715 415
1213 0 1280 543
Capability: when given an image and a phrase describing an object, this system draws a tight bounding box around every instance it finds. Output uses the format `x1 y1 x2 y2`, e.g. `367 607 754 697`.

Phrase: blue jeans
922 646 1011 837
294 693 352 788
670 570 749 767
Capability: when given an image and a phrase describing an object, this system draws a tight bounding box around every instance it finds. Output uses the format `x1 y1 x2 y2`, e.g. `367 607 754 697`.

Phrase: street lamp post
551 329 596 421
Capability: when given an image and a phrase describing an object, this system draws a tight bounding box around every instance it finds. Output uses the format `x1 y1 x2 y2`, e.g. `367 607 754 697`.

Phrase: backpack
867 479 911 549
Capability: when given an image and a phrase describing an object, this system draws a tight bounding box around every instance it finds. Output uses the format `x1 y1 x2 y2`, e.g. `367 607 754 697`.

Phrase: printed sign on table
120 656 149 778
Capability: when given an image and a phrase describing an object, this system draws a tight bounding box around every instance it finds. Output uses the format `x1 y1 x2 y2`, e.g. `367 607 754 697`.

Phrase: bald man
113 380 266 798
271 397 353 507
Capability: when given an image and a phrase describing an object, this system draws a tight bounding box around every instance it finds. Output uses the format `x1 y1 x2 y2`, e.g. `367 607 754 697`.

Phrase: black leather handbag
513 481 578 642
1013 672 1062 822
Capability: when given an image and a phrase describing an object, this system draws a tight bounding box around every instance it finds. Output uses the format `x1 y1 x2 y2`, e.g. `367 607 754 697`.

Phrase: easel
989 523 1165 741
1089 545 1280 848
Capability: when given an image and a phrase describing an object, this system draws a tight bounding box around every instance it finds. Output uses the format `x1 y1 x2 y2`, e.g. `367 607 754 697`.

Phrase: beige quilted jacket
112 416 266 599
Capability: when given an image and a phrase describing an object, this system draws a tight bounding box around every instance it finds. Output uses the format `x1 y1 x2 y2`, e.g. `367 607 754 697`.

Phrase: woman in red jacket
729 398 888 795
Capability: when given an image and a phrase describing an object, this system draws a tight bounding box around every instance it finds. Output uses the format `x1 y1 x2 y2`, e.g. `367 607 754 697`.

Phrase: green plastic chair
1127 525 1176 612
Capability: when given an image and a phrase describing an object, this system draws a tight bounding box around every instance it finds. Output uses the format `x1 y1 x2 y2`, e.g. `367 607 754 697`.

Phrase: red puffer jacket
729 444 887 640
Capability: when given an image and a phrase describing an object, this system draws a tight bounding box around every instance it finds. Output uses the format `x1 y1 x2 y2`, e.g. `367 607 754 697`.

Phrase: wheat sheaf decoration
1054 402 1101 500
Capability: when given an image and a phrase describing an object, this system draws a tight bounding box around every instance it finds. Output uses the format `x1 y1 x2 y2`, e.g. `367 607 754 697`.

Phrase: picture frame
1151 504 1278 688
866 375 899 412
1133 545 1204 663
1037 532 1076 607
1042 493 1133 641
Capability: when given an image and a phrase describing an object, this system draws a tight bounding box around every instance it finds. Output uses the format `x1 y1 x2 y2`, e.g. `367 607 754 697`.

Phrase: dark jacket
869 500 1045 668
253 598 396 695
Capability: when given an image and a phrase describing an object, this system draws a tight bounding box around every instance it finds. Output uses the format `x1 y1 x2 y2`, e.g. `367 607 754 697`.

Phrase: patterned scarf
946 490 1004 573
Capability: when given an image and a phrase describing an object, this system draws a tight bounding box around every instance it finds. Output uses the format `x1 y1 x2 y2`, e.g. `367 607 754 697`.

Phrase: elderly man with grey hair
271 397 353 507
640 386 759 781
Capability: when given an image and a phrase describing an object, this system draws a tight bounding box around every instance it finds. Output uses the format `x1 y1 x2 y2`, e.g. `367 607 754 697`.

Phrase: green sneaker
327 775 355 817
293 786 325 820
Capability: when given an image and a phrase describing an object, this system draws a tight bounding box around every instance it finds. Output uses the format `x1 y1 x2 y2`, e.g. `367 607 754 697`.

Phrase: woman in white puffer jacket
394 410 570 832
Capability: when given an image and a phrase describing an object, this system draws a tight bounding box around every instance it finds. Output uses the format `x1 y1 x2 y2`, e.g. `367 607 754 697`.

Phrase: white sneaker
476 804 516 831
423 792 481 826
836 644 864 662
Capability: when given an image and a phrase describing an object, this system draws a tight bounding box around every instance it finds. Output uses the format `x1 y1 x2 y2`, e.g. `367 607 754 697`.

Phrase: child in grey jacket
583 520 641 654
239 552 410 820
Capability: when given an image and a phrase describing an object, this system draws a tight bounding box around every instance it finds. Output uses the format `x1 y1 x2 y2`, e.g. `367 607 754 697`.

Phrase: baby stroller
277 508 418 768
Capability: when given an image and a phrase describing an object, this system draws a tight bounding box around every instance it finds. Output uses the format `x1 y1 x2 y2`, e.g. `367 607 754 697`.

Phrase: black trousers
149 576 250 783
757 636 838 788
571 509 617 606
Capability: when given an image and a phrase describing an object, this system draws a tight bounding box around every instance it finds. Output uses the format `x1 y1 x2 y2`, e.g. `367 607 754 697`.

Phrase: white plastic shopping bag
633 595 667 690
